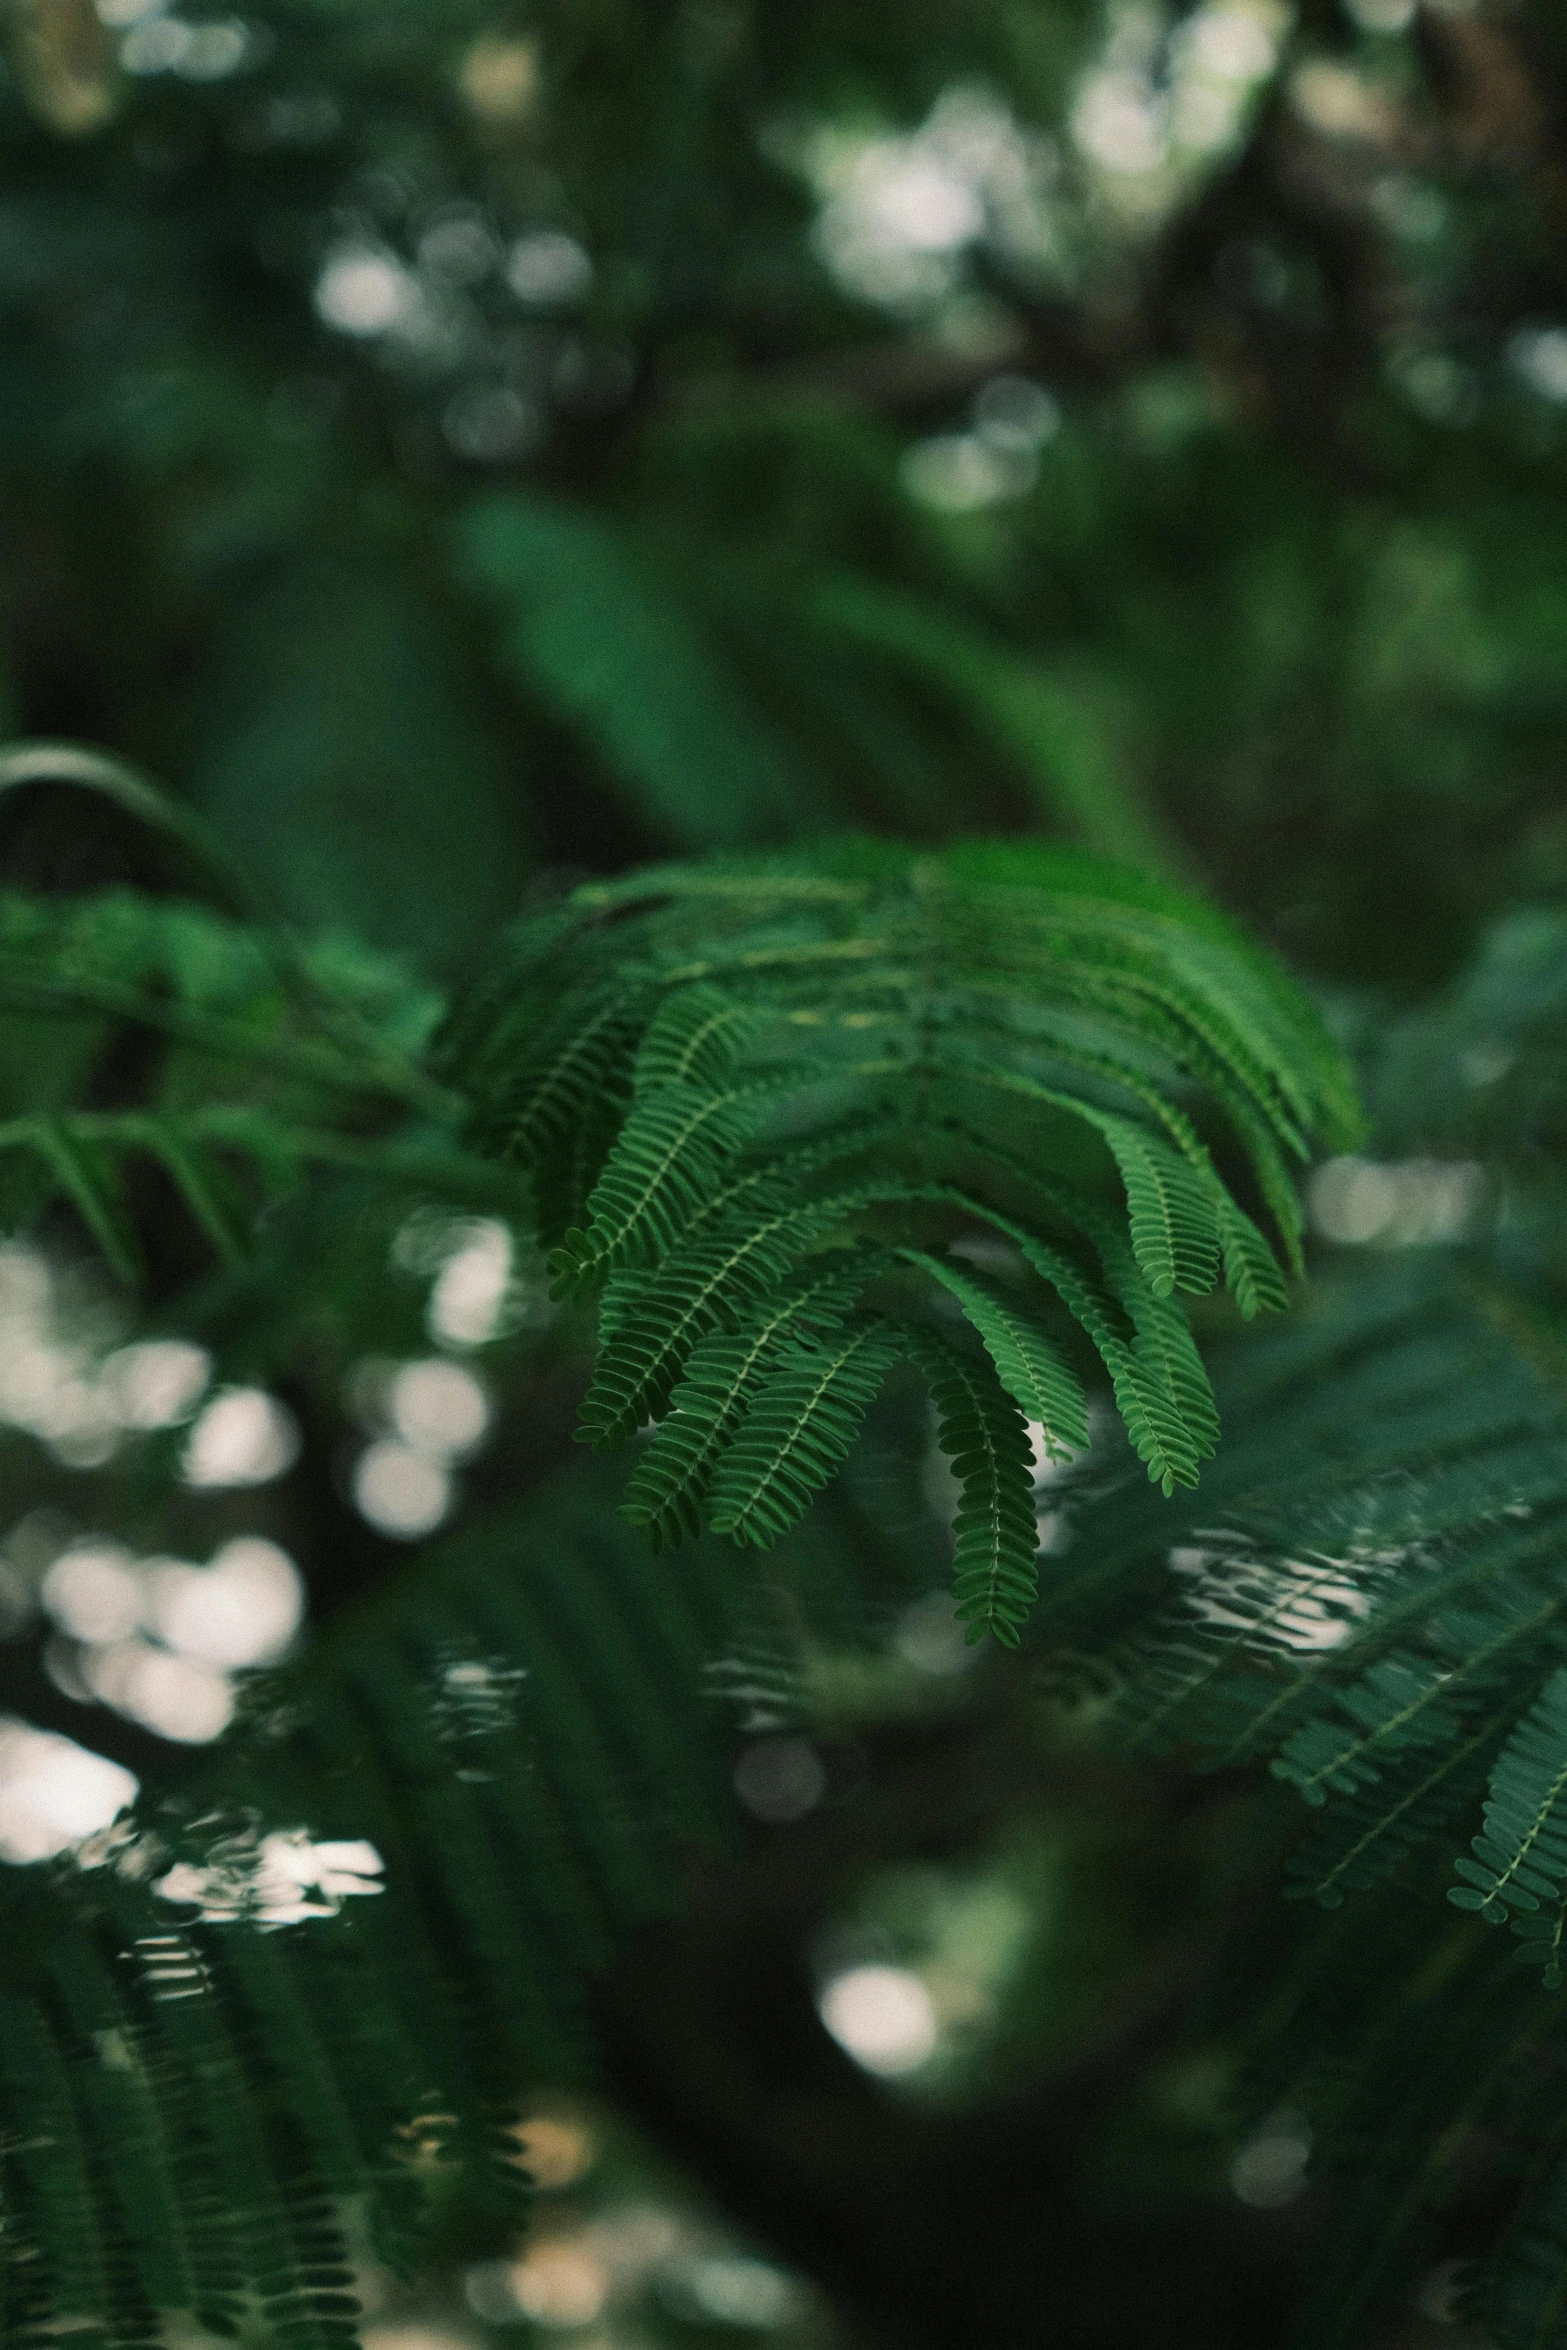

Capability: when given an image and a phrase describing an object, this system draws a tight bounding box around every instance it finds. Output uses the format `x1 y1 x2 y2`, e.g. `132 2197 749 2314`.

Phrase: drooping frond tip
445 839 1357 1643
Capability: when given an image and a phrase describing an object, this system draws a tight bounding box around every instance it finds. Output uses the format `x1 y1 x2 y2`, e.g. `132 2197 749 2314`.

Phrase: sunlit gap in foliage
99 0 256 84
42 1532 303 1741
1308 1155 1484 1248
1167 1536 1377 1658
788 9 1286 321
814 1862 1036 2083
155 1824 384 1926
1072 1 1286 209
0 1243 209 1467
342 1212 535 1537
0 1720 137 1863
0 1242 305 1748
183 1386 300 1487
786 16 1282 508
311 181 612 468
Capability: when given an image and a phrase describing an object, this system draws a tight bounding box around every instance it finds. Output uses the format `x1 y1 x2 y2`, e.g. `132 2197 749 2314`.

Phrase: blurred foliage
8 0 1567 2345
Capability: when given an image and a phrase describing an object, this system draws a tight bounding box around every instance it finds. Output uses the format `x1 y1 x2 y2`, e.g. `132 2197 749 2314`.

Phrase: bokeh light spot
733 1735 826 1823
511 2110 596 2190
818 1963 938 2075
144 1538 302 1670
506 230 594 307
314 246 418 338
354 1441 451 1538
508 2237 609 2328
183 1389 300 1488
389 1359 490 1460
1230 2111 1312 2207
42 1543 141 1644
86 1640 234 1744
101 1339 210 1430
425 1218 514 1345
0 1720 137 1863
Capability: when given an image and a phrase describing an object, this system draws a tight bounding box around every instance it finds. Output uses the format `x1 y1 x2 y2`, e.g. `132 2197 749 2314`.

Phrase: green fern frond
1286 1695 1519 1911
621 1256 871 1547
1274 1654 1469 1808
0 882 475 1282
899 1248 1089 1463
945 1056 1229 1299
574 1077 776 1278
633 981 758 1094
1216 1192 1291 1317
25 1117 141 1281
447 841 1350 1634
707 1318 905 1546
500 982 650 1160
0 1463 770 2340
456 497 824 846
574 1186 859 1445
0 1421 953 2344
902 1323 1041 1648
1451 1670 1567 1983
0 878 443 1102
811 576 1192 880
1089 1111 1224 1300
1044 1269 1567 2017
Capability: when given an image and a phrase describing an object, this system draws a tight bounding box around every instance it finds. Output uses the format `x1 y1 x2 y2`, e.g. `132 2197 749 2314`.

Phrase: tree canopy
5 4 1567 2347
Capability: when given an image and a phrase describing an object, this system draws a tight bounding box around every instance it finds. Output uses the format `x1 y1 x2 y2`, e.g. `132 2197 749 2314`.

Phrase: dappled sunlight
1168 1536 1376 1656
354 1440 451 1536
182 1386 300 1488
33 1526 306 1740
142 1537 303 1669
155 1826 385 1926
0 1246 209 1466
459 2097 814 2342
0 1719 137 1863
81 1637 234 1742
813 1861 1038 2090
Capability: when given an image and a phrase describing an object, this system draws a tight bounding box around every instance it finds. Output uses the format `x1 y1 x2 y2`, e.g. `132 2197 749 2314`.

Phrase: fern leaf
963 1068 1225 1300
621 1258 871 1546
1092 1116 1224 1301
0 1985 114 2325
900 1247 1088 1463
997 1212 1210 1493
812 577 1191 879
1450 1669 1567 1983
1216 1193 1290 1317
457 496 823 844
633 982 757 1095
903 1324 1041 1647
573 1078 772 1279
1288 1695 1522 1910
1273 1654 1466 1807
576 1165 941 1444
495 980 649 1236
707 1319 905 1546
576 1189 834 1443
446 842 1351 1594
